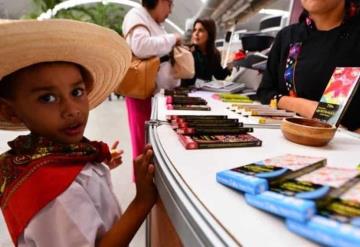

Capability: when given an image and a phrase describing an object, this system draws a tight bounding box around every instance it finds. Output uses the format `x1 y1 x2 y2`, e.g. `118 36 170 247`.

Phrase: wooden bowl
281 117 336 147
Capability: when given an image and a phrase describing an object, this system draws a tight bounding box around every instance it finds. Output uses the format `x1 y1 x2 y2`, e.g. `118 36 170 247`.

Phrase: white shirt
18 163 121 247
122 6 180 90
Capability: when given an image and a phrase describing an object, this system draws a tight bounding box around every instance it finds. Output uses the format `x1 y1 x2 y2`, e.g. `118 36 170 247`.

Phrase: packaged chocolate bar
172 121 243 129
164 88 191 96
245 167 359 222
166 96 207 105
179 134 261 149
167 115 228 122
171 119 242 128
230 103 297 117
167 104 211 111
176 126 253 135
216 154 326 195
287 176 360 247
313 67 360 126
174 117 238 124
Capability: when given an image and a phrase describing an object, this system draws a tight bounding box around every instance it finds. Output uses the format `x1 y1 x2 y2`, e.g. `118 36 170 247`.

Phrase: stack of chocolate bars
167 115 262 149
216 154 360 247
165 88 211 111
228 103 296 124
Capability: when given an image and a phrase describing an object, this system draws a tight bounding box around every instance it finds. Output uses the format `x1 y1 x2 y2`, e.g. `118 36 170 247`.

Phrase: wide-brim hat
0 19 131 130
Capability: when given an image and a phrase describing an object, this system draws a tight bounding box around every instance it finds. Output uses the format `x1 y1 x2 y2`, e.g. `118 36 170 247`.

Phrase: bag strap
124 24 151 40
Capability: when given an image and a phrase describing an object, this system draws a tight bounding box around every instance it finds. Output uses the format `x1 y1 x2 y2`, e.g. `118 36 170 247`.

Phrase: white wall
0 0 31 18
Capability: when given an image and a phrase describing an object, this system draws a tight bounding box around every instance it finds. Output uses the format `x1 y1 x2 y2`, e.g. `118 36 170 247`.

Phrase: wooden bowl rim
282 117 336 130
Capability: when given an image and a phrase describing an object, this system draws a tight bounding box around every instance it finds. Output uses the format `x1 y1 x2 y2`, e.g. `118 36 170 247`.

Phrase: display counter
148 91 360 247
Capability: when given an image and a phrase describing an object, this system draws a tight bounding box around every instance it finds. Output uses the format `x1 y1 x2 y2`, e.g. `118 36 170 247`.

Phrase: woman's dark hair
192 18 220 69
142 0 158 10
299 0 360 23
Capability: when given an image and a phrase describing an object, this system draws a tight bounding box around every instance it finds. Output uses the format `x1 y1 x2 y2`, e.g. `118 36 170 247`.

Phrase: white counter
149 91 360 247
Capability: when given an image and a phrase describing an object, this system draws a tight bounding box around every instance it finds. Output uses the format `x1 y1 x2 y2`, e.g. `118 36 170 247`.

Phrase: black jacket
181 46 231 87
257 16 360 130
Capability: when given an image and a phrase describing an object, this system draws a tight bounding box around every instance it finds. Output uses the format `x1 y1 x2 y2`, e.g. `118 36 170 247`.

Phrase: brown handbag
115 24 159 99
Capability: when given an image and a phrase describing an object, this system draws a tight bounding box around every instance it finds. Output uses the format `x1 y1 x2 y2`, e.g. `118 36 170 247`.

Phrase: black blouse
181 46 231 87
257 16 360 130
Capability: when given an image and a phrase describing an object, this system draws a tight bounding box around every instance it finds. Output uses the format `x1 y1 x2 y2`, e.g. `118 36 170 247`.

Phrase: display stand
147 91 360 246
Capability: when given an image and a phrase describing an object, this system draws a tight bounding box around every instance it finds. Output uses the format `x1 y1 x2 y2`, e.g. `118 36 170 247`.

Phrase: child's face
4 63 90 144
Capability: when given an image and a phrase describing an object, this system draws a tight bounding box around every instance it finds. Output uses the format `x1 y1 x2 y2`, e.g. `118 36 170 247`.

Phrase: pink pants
125 97 152 160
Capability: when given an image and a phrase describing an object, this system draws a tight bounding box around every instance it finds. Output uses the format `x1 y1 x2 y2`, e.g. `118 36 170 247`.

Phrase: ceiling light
259 9 289 16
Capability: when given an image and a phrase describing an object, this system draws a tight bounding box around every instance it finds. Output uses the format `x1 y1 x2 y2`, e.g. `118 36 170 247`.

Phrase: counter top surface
150 91 360 247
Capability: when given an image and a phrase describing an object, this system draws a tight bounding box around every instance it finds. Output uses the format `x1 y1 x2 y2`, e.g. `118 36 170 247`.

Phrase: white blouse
18 163 121 247
122 6 180 90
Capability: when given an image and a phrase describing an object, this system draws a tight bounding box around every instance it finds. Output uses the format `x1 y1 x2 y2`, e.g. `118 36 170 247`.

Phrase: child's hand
134 144 157 207
105 141 124 169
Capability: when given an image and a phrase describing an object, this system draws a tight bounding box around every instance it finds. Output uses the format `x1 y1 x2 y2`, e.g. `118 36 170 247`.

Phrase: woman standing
181 18 232 87
257 0 360 132
122 0 181 159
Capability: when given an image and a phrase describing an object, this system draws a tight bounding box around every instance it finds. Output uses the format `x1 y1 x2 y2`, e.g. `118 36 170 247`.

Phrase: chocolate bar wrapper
244 167 359 222
166 96 207 105
177 126 253 135
313 67 360 126
286 178 360 246
164 88 191 96
167 115 228 122
167 104 211 111
287 216 360 247
175 118 238 124
179 134 262 149
216 154 326 195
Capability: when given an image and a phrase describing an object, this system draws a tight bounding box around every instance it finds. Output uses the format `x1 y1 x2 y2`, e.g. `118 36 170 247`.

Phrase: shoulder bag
115 24 159 99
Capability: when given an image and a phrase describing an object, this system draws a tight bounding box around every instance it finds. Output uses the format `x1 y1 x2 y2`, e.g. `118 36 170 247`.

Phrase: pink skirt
125 97 152 160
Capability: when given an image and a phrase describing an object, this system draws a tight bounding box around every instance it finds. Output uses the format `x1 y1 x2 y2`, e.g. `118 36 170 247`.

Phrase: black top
257 16 360 130
181 46 231 87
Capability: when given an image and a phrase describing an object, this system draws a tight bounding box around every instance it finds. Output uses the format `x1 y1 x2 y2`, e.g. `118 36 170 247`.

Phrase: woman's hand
174 33 182 45
226 62 234 71
105 141 124 169
134 144 158 208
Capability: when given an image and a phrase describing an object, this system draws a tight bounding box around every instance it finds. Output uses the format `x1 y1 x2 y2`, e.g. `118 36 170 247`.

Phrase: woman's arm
278 96 318 118
130 27 177 58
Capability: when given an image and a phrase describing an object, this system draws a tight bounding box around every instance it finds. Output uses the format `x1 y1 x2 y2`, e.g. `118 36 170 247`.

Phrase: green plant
23 0 125 34
56 3 125 34
23 0 63 19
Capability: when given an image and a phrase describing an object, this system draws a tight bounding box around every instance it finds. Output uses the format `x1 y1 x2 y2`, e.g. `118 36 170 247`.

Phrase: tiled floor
0 97 145 247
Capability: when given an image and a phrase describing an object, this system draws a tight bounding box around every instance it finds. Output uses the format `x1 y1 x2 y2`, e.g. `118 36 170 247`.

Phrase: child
0 19 157 246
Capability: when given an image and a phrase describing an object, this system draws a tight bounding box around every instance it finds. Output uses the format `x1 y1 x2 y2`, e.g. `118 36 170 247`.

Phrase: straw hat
0 19 131 130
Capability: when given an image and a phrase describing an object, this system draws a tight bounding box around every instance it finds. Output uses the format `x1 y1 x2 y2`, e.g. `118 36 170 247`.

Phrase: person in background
122 0 182 159
181 18 232 87
257 0 360 133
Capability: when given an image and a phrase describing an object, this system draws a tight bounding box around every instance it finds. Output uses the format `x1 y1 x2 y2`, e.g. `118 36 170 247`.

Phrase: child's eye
39 94 56 103
72 88 85 97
